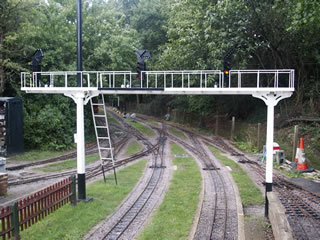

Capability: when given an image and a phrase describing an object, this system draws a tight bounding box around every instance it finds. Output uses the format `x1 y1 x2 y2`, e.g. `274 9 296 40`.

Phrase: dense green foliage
153 0 320 116
1 0 140 150
1 0 319 150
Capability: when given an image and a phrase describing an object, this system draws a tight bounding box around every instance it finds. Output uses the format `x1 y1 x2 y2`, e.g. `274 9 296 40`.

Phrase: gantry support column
65 91 97 201
252 92 292 217
75 94 86 199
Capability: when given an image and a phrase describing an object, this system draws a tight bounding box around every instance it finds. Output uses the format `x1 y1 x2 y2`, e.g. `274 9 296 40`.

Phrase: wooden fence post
257 123 261 152
231 116 235 140
292 125 299 162
70 175 77 206
10 202 20 240
215 116 219 136
183 109 186 123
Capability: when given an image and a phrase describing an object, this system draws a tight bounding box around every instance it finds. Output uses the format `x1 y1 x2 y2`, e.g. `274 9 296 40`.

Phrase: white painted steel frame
21 69 294 92
21 69 295 211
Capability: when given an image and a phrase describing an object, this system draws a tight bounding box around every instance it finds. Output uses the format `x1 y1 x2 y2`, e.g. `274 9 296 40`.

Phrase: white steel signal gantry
21 69 294 213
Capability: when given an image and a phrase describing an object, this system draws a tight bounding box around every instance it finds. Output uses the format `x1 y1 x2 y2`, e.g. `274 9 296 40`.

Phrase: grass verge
20 159 147 240
127 120 155 136
7 150 72 162
138 143 201 240
125 141 143 155
208 145 264 207
108 115 121 126
168 127 186 140
35 154 99 172
147 120 159 126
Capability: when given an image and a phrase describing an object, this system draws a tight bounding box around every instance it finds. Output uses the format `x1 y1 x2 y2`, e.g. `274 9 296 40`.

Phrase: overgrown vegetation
138 143 201 240
20 159 147 240
276 123 320 170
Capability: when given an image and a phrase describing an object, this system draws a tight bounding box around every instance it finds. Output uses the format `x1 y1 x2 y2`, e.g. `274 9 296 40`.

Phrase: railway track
138 115 238 239
188 134 231 239
198 133 320 239
164 129 237 239
6 144 98 171
86 111 169 240
8 122 134 186
245 162 320 240
138 114 320 239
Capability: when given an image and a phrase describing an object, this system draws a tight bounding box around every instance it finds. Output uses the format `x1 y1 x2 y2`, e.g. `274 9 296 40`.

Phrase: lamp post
75 0 92 202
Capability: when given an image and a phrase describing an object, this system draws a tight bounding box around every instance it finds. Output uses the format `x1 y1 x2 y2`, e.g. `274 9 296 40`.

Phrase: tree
83 0 140 71
3 0 141 150
130 0 169 60
0 0 40 95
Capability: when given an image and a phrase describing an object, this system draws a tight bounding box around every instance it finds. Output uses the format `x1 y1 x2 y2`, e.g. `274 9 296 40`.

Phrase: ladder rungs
98 137 110 140
101 158 113 160
100 147 112 150
96 126 108 129
93 115 105 117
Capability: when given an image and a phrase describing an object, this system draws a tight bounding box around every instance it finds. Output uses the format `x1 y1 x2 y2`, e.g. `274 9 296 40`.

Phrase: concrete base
77 197 93 203
267 192 293 240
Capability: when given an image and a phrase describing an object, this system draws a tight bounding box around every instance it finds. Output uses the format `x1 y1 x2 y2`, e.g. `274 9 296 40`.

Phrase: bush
23 95 78 150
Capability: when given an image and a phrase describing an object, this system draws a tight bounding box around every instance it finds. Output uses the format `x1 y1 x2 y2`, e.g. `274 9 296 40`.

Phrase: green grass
125 141 143 155
127 120 156 136
234 140 259 154
8 150 72 162
147 120 159 126
35 154 99 172
168 127 186 139
208 145 264 207
273 162 305 178
20 160 147 240
138 143 201 240
108 115 120 126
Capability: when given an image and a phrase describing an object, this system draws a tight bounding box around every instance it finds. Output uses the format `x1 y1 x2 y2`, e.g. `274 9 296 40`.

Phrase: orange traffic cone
296 138 308 170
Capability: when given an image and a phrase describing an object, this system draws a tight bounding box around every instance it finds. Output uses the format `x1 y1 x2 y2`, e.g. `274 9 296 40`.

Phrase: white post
76 95 85 175
265 103 275 185
252 91 292 217
75 93 87 200
65 91 96 201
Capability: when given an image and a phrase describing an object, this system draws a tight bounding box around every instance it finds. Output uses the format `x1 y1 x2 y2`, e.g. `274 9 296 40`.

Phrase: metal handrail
21 69 295 90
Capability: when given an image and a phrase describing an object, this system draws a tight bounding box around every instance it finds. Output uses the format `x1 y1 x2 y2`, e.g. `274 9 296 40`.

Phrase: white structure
21 69 294 211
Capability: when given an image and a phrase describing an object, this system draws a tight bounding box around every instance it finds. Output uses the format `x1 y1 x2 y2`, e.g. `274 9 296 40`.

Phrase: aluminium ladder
90 94 117 184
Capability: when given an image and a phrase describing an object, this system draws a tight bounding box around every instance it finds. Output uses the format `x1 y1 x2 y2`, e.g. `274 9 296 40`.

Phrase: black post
76 0 82 87
78 173 86 200
265 183 272 217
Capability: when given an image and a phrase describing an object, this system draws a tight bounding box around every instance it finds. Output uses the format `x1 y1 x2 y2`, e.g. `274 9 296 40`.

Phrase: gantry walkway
21 69 294 95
